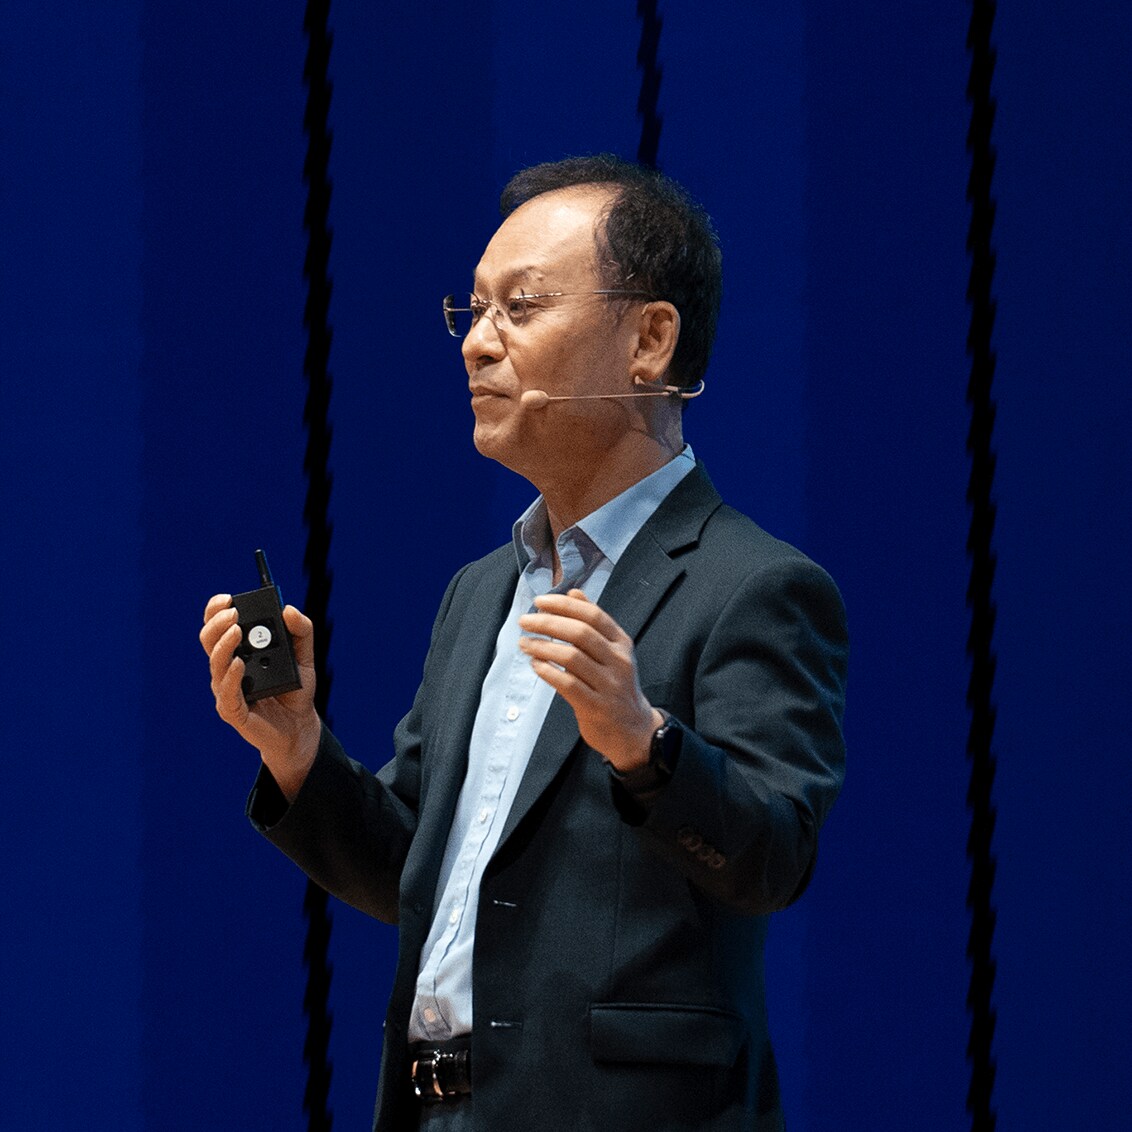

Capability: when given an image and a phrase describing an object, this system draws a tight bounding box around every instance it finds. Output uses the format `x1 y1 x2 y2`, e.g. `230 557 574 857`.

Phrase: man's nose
462 308 505 367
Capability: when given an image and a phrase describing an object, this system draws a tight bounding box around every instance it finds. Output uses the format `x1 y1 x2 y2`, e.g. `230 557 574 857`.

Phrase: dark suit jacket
249 464 848 1131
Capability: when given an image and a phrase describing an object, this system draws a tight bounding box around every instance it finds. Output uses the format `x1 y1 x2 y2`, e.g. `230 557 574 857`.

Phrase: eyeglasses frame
442 289 654 338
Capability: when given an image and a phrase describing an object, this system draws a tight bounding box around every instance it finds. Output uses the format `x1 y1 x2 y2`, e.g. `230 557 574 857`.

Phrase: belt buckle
411 1051 444 1100
412 1049 467 1102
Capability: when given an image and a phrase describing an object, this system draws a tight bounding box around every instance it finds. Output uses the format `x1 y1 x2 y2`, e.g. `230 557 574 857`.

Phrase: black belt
410 1038 472 1103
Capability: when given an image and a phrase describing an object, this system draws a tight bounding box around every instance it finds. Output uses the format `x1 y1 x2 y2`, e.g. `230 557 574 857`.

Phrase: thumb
282 604 315 666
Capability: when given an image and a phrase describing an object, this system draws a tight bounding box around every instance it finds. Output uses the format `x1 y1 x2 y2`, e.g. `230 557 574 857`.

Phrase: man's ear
631 301 681 384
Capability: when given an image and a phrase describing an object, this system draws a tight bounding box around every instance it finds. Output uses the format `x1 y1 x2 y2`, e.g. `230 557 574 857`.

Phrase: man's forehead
473 186 611 288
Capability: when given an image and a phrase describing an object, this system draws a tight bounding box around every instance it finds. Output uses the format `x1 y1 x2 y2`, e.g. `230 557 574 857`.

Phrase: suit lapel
493 463 722 850
404 550 517 902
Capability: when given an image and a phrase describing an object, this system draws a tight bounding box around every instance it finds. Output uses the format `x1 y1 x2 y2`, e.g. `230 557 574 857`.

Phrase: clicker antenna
255 548 274 588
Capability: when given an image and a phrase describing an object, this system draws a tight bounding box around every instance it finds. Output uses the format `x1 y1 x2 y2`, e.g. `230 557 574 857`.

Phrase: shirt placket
417 575 544 1034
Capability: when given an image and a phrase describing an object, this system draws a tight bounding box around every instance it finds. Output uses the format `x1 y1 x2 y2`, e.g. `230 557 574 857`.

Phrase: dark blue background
2 3 1128 1128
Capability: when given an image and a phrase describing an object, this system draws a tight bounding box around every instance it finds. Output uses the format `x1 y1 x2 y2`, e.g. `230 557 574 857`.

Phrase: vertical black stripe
301 1 335 1128
636 0 663 168
964 3 999 1128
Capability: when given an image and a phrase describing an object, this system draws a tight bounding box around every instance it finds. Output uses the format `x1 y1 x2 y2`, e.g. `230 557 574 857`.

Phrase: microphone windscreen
520 389 551 409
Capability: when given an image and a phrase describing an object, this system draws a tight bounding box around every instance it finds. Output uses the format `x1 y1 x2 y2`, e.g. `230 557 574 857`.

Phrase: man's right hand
199 594 321 801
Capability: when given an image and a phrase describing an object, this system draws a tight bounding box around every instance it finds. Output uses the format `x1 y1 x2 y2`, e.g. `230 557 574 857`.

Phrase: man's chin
472 421 507 460
472 422 528 475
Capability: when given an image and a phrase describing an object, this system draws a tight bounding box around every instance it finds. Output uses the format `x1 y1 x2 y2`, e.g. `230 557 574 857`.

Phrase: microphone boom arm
520 379 705 409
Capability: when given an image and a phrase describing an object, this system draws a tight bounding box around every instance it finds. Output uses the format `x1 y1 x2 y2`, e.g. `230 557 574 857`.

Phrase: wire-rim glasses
442 290 652 338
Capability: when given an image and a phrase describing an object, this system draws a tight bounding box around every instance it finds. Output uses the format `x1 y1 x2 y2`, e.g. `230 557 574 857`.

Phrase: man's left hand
518 589 664 772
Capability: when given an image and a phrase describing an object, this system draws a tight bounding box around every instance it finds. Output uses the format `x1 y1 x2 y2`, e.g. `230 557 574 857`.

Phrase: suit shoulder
685 505 848 662
702 503 839 588
681 505 848 641
651 463 840 593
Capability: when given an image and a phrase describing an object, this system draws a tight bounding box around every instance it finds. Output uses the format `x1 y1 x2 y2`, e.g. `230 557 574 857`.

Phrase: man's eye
469 300 490 322
506 296 535 323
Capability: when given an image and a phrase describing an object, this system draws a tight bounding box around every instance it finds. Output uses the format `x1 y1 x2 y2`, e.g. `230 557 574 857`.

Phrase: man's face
462 187 642 479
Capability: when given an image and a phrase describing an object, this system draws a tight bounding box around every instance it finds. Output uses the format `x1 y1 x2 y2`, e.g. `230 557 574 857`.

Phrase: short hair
500 154 722 389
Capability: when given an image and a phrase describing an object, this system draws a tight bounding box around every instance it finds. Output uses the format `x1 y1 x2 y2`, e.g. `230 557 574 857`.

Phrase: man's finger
529 591 626 642
213 651 249 725
199 605 238 655
281 604 315 667
203 593 233 623
208 620 243 687
519 635 601 691
518 611 608 656
526 655 600 710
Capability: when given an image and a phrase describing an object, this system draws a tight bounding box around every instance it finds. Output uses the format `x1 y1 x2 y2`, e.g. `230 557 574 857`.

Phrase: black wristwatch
648 712 683 782
611 712 682 795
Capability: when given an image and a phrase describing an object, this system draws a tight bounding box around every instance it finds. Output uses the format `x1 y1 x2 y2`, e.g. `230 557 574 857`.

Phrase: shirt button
423 1008 437 1024
506 705 520 721
449 908 460 925
478 807 490 823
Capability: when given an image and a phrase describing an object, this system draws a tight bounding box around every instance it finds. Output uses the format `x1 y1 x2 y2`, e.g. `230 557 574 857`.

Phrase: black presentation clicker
231 549 302 703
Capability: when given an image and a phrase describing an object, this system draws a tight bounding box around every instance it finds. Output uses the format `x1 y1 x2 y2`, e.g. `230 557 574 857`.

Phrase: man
201 155 847 1131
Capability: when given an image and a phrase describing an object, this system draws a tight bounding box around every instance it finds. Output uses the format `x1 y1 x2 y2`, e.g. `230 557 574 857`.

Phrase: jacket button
677 826 703 852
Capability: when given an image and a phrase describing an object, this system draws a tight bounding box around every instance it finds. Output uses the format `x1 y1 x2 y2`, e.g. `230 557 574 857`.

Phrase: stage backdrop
2 3 1129 1130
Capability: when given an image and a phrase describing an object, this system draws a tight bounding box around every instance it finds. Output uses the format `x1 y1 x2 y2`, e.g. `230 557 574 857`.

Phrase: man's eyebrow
472 266 545 294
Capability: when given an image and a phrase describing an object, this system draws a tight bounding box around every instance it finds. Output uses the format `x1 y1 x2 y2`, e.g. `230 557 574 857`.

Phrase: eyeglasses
442 290 652 338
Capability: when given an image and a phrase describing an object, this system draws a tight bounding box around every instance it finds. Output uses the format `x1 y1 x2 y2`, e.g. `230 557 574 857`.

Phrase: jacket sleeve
245 563 470 923
621 554 848 916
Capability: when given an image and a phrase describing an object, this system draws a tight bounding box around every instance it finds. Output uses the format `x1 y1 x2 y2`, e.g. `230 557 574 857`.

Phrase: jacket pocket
588 1003 745 1067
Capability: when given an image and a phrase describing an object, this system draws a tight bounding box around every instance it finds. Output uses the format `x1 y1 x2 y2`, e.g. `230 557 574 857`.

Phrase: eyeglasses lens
443 294 475 338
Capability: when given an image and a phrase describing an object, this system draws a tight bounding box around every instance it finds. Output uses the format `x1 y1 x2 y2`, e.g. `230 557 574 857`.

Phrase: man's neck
538 438 683 585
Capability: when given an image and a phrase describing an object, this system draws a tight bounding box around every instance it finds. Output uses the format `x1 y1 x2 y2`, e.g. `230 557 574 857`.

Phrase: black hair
499 154 722 388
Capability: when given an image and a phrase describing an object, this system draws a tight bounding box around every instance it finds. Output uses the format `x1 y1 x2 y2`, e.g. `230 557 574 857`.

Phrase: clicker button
248 624 272 649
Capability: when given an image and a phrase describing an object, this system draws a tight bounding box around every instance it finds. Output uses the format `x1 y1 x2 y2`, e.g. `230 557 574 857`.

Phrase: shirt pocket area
588 1003 745 1067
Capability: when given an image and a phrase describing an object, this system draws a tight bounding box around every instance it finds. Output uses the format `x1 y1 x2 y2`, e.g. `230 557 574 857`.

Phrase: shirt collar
511 445 696 573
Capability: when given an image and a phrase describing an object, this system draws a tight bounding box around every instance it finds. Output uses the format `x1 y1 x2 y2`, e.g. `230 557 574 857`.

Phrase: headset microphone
520 378 705 409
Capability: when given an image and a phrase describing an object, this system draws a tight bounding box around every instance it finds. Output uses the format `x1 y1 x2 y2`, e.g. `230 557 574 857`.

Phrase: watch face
651 717 681 775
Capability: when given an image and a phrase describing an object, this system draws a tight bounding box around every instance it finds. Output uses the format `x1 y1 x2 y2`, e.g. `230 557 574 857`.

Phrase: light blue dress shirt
408 446 696 1043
